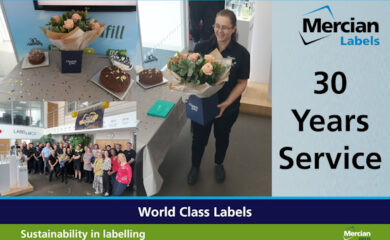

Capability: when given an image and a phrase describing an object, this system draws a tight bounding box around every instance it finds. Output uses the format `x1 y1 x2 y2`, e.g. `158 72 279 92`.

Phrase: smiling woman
187 9 251 186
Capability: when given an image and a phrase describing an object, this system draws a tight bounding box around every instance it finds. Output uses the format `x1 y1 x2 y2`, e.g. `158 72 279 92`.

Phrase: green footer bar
0 224 387 240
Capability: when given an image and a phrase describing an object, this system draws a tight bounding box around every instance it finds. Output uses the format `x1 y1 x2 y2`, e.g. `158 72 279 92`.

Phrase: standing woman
92 152 104 194
188 9 250 185
83 146 94 184
108 149 119 193
112 153 132 196
66 147 74 177
34 146 43 174
58 148 69 184
102 150 112 196
73 145 83 182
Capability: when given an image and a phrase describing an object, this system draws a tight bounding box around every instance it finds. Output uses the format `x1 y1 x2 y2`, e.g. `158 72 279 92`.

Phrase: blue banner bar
1 198 389 224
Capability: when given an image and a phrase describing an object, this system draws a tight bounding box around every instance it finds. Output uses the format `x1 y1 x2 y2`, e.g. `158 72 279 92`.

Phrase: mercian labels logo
343 226 371 240
188 103 199 112
299 5 380 46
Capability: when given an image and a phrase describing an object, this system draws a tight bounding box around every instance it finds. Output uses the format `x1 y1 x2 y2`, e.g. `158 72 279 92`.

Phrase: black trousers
84 170 93 183
33 158 43 174
103 170 111 194
60 163 70 182
27 158 35 173
49 165 59 181
191 110 239 168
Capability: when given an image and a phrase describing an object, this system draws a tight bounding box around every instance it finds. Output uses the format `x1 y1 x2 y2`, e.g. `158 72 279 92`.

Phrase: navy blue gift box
186 94 219 125
61 50 83 73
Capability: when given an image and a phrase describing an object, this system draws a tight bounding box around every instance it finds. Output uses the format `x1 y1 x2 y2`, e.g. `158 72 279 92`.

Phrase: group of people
11 141 136 196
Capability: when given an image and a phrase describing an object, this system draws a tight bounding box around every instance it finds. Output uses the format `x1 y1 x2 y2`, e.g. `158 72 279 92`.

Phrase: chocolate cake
139 68 163 86
28 49 45 65
99 66 131 93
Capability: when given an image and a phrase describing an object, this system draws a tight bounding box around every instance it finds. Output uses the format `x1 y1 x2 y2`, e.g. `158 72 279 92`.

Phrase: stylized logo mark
27 37 43 46
300 5 334 45
304 5 334 19
299 32 331 45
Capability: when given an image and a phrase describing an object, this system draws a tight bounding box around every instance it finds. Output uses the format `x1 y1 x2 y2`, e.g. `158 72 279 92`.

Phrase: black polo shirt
34 149 41 159
194 38 250 115
123 149 136 163
49 154 57 165
27 148 34 158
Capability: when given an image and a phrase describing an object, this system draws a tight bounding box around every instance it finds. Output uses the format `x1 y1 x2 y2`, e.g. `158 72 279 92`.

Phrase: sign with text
75 106 104 130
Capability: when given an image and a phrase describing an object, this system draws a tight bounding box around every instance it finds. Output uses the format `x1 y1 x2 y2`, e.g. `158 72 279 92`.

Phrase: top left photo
0 0 144 101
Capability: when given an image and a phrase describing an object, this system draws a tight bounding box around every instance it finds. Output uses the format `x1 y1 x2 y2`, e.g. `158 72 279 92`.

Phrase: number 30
314 71 347 94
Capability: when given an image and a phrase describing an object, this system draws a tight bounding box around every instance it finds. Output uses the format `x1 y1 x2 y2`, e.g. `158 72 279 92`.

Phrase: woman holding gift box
188 9 250 185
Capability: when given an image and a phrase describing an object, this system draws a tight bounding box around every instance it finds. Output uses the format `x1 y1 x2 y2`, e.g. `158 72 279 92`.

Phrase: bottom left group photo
0 101 137 197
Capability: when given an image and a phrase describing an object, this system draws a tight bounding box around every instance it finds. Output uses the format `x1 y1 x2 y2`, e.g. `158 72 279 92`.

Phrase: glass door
138 1 188 70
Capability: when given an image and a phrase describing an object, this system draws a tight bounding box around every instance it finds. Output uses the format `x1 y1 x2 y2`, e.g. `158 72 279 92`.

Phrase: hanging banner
75 106 104 130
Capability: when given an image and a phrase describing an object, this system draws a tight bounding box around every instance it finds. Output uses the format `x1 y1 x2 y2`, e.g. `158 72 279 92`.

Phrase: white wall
94 129 134 142
138 1 184 52
250 2 272 84
0 124 44 140
0 2 11 41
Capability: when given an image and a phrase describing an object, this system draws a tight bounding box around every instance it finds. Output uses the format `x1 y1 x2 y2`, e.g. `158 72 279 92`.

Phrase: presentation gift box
147 100 175 118
186 93 219 126
61 50 83 73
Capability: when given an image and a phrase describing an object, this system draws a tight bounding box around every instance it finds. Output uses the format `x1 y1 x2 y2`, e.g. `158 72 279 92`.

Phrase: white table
17 165 28 188
132 72 187 196
0 162 10 194
9 156 18 187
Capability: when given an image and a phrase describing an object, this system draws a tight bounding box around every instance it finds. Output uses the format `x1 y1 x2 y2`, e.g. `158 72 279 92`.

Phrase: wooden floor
1 183 34 196
240 81 272 117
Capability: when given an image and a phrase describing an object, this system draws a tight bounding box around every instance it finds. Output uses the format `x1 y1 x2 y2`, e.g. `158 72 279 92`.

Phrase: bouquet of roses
167 49 232 97
40 10 105 51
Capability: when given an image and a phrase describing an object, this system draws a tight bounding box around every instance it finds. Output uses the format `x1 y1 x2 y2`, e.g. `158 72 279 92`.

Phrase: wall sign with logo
0 125 44 139
75 106 105 130
1 0 143 66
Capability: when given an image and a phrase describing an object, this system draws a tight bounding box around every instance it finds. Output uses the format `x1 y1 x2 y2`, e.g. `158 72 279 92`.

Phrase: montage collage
0 0 271 198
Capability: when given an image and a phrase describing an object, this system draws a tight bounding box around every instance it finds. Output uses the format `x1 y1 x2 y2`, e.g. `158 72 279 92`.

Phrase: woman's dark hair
110 148 116 156
216 9 237 41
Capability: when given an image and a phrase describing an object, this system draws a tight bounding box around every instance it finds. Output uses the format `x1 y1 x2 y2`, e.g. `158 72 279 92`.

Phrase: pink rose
52 16 60 24
72 13 82 22
201 62 213 75
180 53 188 59
63 19 74 30
188 53 200 62
204 54 215 63
172 56 178 63
91 22 100 30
